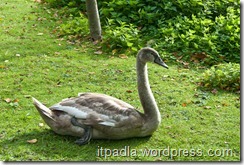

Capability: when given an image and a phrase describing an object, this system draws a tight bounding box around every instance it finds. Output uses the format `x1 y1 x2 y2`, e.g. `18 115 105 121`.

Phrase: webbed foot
71 117 92 145
75 125 92 145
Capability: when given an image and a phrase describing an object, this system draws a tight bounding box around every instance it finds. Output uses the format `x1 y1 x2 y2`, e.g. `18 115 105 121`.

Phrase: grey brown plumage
32 47 168 144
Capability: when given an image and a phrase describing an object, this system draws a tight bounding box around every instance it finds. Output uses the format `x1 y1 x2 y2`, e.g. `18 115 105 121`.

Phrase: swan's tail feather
32 97 56 121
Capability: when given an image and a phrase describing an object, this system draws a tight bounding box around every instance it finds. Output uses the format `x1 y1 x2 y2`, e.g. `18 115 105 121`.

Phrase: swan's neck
136 57 161 133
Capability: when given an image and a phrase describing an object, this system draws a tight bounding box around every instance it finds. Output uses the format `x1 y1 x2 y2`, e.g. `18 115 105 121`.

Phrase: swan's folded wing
49 93 142 127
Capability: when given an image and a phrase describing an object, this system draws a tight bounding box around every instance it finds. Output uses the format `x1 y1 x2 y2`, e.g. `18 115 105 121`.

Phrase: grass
0 0 240 161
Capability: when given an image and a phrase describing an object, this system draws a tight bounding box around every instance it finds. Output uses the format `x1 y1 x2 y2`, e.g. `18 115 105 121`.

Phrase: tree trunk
86 0 102 41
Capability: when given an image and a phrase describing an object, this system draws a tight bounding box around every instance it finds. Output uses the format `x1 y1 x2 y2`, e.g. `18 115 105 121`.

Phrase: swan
32 47 168 145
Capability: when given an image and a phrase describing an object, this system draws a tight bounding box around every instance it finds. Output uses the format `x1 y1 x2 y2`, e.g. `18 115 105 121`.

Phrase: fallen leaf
155 158 162 161
27 139 37 144
57 38 64 41
13 99 19 103
0 133 5 138
116 69 123 73
190 52 207 63
186 100 192 104
137 26 142 30
183 62 189 68
34 0 42 3
222 102 228 106
56 81 62 87
204 106 211 109
162 75 169 80
112 49 117 55
39 123 44 127
93 40 99 45
176 60 189 68
37 33 43 36
119 54 128 59
4 98 11 103
94 50 102 55
16 54 21 57
88 72 95 75
182 103 187 107
211 89 218 94
37 17 46 21
54 52 60 55
126 90 133 93
216 105 221 109
215 112 220 116
177 56 183 60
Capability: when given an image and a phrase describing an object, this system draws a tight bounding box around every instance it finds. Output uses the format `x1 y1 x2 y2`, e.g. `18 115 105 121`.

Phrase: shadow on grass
1 128 151 161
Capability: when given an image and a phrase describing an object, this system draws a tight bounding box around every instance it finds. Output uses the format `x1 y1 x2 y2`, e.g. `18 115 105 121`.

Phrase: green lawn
0 0 240 161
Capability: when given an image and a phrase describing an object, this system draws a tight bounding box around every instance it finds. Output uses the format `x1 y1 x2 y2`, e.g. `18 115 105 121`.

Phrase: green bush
100 0 240 64
44 0 240 65
199 63 240 91
58 13 89 38
102 19 140 52
156 5 240 64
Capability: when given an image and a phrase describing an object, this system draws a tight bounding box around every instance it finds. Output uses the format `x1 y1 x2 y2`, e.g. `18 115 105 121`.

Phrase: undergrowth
199 63 240 91
44 0 240 65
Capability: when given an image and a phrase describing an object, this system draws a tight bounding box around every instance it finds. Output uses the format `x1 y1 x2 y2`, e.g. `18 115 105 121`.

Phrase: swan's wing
49 93 143 127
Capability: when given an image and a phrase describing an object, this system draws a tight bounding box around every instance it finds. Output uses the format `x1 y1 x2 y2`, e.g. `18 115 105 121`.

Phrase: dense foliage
199 63 240 91
59 13 89 38
44 0 240 65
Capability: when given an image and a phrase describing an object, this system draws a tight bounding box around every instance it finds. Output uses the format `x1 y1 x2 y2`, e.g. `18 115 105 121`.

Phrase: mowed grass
0 0 240 161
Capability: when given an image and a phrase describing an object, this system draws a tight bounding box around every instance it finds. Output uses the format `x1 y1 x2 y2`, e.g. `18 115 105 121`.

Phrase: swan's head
138 47 168 69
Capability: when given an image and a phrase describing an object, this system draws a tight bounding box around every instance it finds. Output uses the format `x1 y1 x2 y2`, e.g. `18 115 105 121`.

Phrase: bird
32 47 168 145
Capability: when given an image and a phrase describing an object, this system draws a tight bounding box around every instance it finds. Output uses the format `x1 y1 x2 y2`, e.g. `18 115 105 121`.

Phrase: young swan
33 47 168 145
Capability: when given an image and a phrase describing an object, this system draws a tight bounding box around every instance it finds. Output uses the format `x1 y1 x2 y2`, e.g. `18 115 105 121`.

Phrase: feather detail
98 121 116 127
32 97 56 121
50 104 88 119
47 93 138 128
50 103 117 127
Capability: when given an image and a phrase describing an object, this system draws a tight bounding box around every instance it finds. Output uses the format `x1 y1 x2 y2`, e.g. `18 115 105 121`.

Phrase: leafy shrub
44 0 240 65
199 63 240 91
58 13 89 38
102 19 140 52
156 5 240 64
100 0 240 64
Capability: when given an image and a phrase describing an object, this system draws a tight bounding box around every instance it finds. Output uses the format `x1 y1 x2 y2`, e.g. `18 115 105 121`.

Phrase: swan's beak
159 61 168 69
154 57 168 69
